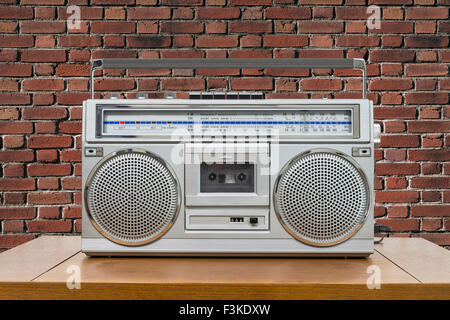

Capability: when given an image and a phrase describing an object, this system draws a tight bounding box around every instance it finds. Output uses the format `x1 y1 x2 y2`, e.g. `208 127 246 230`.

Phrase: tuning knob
373 123 381 148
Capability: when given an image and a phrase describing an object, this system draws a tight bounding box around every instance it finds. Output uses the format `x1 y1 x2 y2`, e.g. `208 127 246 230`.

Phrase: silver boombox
82 58 380 257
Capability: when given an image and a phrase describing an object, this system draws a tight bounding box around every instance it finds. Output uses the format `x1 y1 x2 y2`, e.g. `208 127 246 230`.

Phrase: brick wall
0 0 449 252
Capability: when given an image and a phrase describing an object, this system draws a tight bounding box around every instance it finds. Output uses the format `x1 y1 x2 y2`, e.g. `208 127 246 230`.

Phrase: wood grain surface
0 236 449 300
376 238 450 284
0 236 80 282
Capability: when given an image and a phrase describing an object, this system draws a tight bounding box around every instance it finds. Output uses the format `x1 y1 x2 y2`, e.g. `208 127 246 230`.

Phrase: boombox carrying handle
90 58 367 99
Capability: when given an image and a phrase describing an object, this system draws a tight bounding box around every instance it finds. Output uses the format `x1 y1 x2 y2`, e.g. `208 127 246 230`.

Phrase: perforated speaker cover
85 150 180 246
274 150 369 246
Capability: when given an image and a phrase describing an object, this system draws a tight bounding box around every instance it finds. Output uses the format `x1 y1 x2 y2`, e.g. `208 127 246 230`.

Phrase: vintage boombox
82 58 379 257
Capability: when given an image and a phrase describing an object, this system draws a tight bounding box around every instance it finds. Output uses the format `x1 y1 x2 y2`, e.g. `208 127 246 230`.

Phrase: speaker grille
274 151 369 246
85 150 179 246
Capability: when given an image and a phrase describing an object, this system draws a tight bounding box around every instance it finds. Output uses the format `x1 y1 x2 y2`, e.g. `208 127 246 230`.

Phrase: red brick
37 149 58 162
56 93 91 106
375 191 419 203
173 8 194 19
127 36 171 48
298 21 343 34
0 35 34 48
410 177 449 189
161 0 203 5
229 21 272 33
405 36 449 48
27 220 72 233
22 79 64 91
28 192 71 205
376 218 420 231
0 78 17 89
231 78 273 90
444 191 450 203
128 7 171 20
21 21 65 34
92 0 134 3
3 135 24 148
265 7 311 19
263 35 308 47
370 50 415 62
369 79 413 91
379 94 403 105
0 207 36 220
300 79 342 91
3 164 24 177
162 78 205 90
422 135 443 147
2 220 24 233
383 7 404 20
412 205 450 217
27 136 72 149
94 79 135 91
197 7 240 19
28 164 71 177
21 50 66 62
0 64 32 77
55 64 90 77
161 21 204 34
59 35 102 47
33 64 53 77
336 7 369 19
23 0 65 3
34 94 55 106
374 206 386 218
381 135 420 147
137 22 158 34
61 177 81 190
63 206 82 219
422 218 442 231
38 177 59 190
35 122 55 135
406 7 449 20
197 36 238 48
384 121 406 133
386 177 407 189
0 178 35 191
381 35 403 48
0 150 34 162
376 163 419 176
405 64 448 76
417 51 438 62
422 163 441 175
0 7 33 19
336 36 379 47
387 206 409 218
38 207 60 219
422 191 441 203
230 0 271 4
405 93 448 105
385 149 406 161
423 105 445 120
206 22 227 34
409 121 450 133
416 21 436 34
91 21 135 34
59 122 82 134
416 79 437 91
409 150 450 161
242 7 262 19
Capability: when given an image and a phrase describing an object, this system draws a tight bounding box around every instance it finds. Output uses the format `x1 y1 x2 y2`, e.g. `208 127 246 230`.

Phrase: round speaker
85 149 180 246
274 149 369 247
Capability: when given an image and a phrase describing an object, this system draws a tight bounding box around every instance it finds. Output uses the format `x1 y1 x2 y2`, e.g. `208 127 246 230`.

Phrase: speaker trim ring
84 148 181 247
273 148 371 247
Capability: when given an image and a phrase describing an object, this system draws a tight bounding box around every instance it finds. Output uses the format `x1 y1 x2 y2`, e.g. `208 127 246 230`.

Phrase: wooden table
0 236 449 300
